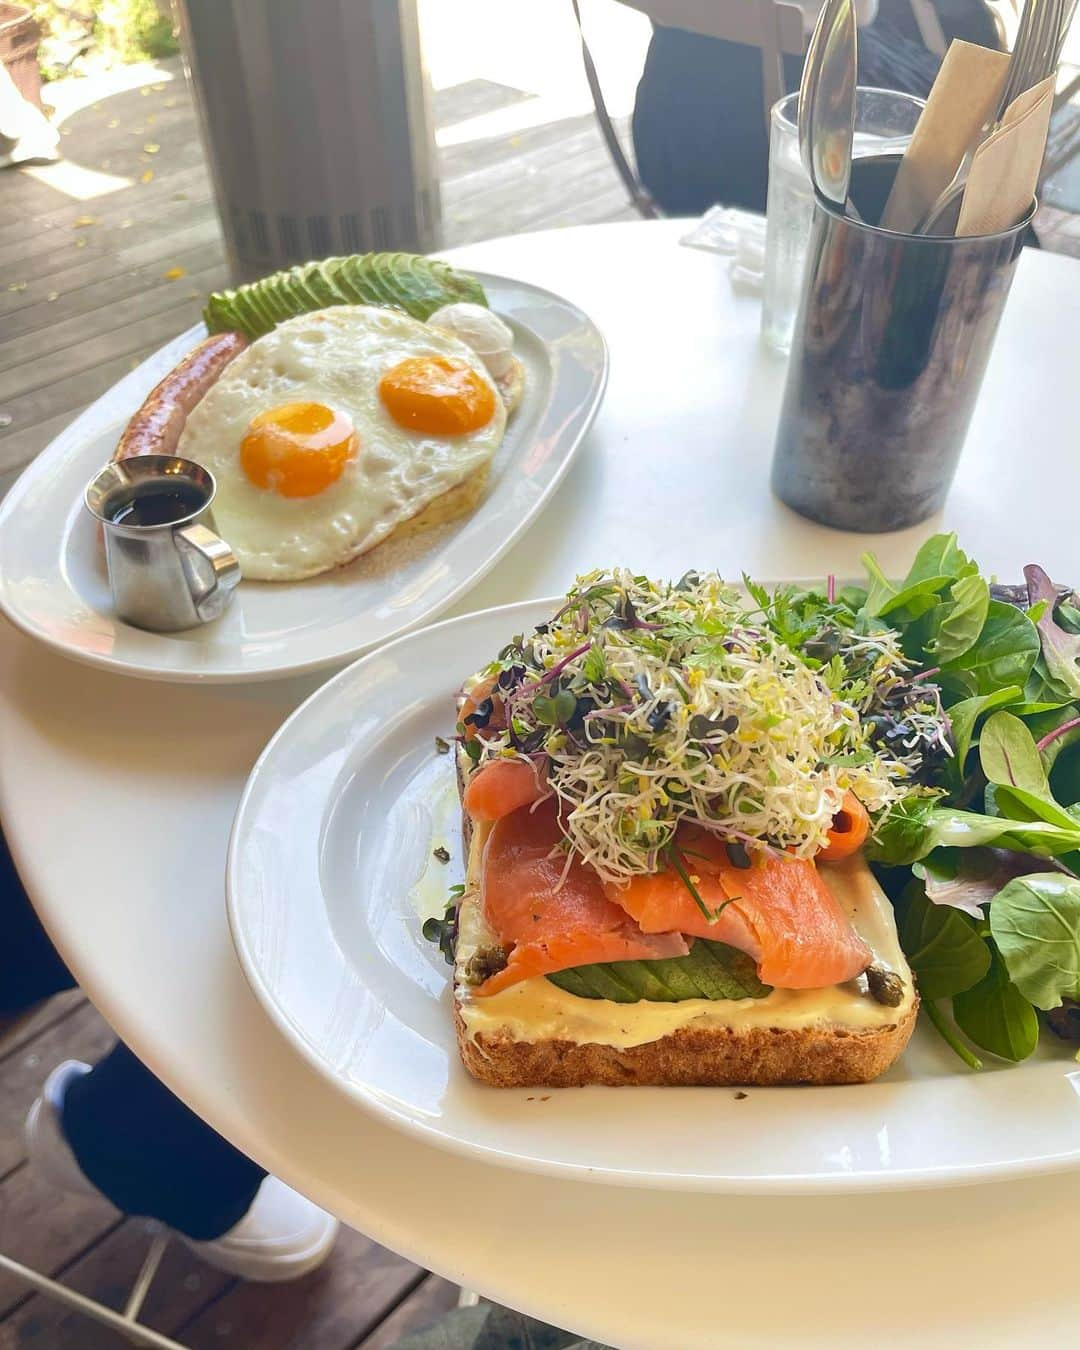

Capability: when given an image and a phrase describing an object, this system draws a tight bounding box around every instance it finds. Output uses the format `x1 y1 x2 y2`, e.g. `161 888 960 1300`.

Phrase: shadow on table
394 1302 610 1350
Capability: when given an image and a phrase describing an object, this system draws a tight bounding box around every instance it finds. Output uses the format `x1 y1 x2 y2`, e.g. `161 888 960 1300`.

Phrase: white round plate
227 598 1080 1193
0 274 605 683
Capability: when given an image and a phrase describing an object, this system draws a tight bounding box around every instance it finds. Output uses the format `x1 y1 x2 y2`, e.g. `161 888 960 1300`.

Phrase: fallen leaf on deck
172 192 188 201
140 87 150 97
47 291 58 302
141 170 154 184
73 215 97 227
0 414 12 429
7 282 26 292
151 84 165 93
143 143 160 154
75 238 87 248
120 219 133 228
107 118 118 128
163 266 187 281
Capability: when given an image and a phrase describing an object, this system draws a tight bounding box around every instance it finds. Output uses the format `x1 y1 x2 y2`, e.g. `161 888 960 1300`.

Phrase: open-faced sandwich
430 539 1080 1086
109 253 524 581
436 568 931 1088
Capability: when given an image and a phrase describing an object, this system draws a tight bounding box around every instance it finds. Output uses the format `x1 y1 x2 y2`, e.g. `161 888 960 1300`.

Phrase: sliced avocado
324 255 366 306
277 266 314 318
355 253 398 308
546 940 771 1003
378 252 427 317
435 256 488 308
346 254 387 306
370 251 413 313
299 260 340 309
203 291 239 336
545 967 592 1000
404 254 458 319
314 258 350 305
642 957 709 1001
235 286 276 337
250 276 291 325
690 941 770 999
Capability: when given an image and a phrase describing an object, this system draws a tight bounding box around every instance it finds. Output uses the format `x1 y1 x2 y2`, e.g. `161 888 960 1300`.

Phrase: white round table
3 221 1080 1349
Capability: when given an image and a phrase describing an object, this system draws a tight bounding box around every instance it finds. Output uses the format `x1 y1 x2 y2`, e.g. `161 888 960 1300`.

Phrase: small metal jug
85 455 240 632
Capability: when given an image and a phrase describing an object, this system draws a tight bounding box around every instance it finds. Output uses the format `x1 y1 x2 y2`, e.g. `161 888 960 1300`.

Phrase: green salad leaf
990 874 1080 1010
978 712 1079 829
952 948 1040 1062
547 940 771 1003
901 886 990 1000
946 686 1024 787
936 601 1041 699
924 572 990 665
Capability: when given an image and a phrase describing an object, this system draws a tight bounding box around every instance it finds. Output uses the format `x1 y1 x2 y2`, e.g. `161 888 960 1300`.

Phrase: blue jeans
2 828 265 1241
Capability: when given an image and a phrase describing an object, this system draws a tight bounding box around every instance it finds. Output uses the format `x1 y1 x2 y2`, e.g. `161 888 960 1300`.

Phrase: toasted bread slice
451 744 917 1088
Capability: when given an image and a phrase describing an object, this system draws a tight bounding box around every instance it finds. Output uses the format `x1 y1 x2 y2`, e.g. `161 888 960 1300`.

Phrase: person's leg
61 1043 266 1240
4 824 337 1274
0 827 76 1014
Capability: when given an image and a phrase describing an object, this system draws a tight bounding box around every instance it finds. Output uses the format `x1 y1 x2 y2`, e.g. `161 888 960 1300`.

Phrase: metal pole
0 1251 187 1350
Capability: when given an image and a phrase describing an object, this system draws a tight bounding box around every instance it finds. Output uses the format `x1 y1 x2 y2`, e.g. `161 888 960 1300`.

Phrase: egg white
178 307 507 581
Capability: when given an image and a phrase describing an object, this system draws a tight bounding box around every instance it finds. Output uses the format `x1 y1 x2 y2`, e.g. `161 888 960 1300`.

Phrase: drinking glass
761 87 925 353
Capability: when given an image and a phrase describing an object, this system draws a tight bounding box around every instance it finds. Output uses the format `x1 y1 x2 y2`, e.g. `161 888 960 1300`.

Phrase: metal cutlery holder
771 192 1035 532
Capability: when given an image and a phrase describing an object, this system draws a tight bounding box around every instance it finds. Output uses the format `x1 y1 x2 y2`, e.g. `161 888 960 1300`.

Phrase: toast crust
454 996 918 1088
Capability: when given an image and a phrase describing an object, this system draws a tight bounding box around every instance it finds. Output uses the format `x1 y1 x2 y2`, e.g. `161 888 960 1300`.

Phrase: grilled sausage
113 331 247 461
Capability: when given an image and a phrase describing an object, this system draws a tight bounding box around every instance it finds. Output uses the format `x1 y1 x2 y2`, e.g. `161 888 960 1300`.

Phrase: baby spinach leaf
946 686 1023 780
925 572 990 665
952 948 1040 1062
866 795 938 865
901 887 991 999
980 712 1053 797
979 712 1078 830
871 802 1080 865
937 601 1040 699
990 873 1080 1010
905 532 976 586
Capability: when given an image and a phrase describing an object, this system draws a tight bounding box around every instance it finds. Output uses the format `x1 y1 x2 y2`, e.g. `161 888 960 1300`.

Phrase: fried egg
178 307 506 581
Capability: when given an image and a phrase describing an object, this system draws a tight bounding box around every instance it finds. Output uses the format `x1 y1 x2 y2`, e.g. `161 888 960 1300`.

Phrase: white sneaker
25 1060 338 1282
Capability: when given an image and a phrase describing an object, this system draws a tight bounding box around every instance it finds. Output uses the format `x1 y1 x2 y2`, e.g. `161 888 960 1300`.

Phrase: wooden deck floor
0 59 633 1348
0 59 634 495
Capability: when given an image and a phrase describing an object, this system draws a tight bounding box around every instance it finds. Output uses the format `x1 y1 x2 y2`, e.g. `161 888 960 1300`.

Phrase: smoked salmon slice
463 757 546 822
603 828 871 989
475 799 689 996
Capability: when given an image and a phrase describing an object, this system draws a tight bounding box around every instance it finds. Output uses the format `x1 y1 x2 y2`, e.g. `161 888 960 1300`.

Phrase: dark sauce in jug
108 481 205 527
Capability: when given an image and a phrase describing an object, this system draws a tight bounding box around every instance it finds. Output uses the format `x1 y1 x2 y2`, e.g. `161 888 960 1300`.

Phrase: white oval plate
227 598 1080 1193
0 274 606 683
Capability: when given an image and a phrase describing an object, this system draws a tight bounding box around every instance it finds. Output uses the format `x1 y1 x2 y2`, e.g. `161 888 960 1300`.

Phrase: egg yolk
240 402 357 498
378 356 495 436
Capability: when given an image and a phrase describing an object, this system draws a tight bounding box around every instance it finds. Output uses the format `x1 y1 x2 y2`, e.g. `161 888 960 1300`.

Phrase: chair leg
0 1238 186 1349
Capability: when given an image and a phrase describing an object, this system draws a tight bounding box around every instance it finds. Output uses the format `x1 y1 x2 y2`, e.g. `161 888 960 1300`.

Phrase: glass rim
772 84 926 131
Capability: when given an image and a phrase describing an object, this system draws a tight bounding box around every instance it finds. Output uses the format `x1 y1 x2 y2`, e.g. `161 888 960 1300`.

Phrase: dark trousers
2 829 265 1241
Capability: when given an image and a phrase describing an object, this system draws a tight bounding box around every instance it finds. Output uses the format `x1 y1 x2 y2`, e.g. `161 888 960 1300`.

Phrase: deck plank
0 1220 231 1349
0 1165 120 1320
0 1001 115 1178
176 1228 426 1350
354 1277 462 1349
0 993 86 1068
